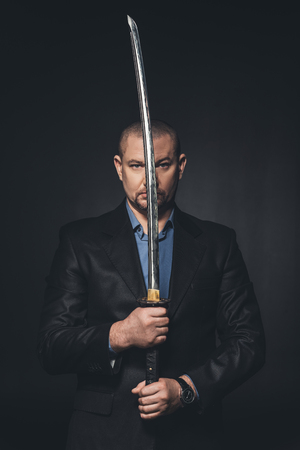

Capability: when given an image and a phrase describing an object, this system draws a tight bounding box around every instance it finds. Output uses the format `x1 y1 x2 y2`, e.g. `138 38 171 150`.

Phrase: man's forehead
123 133 176 159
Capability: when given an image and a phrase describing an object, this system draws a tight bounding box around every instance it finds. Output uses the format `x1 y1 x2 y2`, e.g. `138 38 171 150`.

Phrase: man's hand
109 307 169 352
131 378 182 420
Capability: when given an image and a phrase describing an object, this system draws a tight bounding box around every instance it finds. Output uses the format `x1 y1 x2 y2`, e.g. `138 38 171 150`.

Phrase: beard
133 190 168 212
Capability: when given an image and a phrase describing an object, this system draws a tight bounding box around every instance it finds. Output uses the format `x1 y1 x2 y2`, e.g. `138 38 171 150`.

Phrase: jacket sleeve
187 229 265 413
37 225 121 376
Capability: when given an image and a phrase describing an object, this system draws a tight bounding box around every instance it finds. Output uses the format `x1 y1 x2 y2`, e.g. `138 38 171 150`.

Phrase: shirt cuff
108 338 119 357
108 338 120 369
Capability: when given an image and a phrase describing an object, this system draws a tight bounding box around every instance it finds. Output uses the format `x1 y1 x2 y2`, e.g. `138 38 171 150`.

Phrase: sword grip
146 347 159 385
137 297 170 385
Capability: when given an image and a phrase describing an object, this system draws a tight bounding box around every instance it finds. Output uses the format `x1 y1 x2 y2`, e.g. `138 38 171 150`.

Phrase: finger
149 307 168 317
153 335 167 345
155 326 169 335
154 317 169 327
138 403 160 415
139 382 161 398
140 411 161 420
138 394 159 406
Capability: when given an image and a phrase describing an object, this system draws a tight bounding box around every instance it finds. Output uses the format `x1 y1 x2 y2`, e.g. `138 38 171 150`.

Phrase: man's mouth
138 191 164 198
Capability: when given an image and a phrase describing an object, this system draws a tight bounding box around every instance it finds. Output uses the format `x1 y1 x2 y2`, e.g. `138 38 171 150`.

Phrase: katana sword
127 15 169 385
127 15 159 302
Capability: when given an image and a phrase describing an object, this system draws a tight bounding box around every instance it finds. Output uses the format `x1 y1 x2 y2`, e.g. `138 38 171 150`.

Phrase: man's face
114 134 186 215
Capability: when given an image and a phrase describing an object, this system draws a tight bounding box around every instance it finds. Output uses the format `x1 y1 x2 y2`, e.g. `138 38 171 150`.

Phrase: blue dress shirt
126 202 174 298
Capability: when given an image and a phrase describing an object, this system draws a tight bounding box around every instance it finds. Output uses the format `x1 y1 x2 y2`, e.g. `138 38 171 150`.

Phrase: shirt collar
126 201 174 239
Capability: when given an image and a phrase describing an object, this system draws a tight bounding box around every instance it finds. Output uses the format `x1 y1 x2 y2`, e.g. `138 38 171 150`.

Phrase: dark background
1 1 299 449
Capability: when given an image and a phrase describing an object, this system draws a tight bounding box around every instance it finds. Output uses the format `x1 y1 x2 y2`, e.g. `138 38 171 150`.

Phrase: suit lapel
100 201 147 301
168 208 207 319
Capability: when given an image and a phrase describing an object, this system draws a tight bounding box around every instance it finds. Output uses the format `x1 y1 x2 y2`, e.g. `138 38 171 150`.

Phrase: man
38 120 265 450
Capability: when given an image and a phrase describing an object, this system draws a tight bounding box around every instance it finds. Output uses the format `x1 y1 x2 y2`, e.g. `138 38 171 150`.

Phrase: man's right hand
109 307 169 353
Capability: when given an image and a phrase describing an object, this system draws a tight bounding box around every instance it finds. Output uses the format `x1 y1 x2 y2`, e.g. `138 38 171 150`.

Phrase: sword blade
127 15 160 301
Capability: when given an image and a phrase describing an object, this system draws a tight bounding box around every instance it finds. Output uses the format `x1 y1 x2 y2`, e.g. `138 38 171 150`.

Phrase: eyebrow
155 157 172 164
127 159 144 164
127 156 172 165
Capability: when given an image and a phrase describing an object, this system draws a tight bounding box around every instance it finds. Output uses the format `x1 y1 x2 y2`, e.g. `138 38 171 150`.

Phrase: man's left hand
131 378 181 420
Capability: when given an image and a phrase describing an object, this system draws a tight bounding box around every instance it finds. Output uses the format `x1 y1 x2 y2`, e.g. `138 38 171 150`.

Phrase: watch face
183 388 195 404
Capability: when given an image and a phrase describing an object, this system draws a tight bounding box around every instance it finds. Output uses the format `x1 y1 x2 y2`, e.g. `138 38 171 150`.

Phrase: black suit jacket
38 200 265 450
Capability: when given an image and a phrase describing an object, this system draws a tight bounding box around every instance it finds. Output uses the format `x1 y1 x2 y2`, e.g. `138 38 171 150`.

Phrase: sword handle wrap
137 298 170 385
146 347 159 384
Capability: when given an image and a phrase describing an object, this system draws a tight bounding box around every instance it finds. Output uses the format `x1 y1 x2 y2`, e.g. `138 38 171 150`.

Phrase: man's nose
143 169 159 187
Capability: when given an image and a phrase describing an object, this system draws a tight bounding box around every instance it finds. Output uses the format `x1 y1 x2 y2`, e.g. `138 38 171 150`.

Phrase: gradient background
1 1 299 449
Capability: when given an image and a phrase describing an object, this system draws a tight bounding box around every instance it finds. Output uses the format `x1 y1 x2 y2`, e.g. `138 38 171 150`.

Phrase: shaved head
118 120 181 159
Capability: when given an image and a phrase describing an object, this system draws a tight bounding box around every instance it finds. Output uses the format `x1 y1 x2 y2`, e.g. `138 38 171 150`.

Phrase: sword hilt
138 297 170 385
146 347 159 385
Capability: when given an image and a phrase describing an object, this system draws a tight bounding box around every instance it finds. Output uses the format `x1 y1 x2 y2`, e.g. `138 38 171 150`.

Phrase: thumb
131 380 146 394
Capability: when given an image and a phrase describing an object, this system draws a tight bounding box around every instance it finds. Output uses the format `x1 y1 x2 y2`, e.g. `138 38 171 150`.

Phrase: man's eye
131 164 142 168
159 163 169 168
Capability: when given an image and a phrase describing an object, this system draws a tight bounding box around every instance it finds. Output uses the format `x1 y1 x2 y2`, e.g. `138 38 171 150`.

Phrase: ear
114 155 123 181
178 154 187 180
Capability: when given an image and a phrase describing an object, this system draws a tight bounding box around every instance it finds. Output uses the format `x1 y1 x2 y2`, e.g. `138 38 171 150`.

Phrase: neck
126 199 174 233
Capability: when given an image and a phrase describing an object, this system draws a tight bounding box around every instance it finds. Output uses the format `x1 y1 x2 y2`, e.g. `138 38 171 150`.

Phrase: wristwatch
175 377 196 407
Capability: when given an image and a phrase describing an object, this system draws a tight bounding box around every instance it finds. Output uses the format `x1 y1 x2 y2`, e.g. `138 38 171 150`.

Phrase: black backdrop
2 1 299 449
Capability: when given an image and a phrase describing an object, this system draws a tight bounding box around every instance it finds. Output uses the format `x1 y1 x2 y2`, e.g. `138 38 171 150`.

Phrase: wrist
179 375 197 396
176 376 196 407
109 320 131 352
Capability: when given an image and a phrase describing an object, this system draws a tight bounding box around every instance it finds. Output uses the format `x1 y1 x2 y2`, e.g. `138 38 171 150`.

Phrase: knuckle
140 388 146 397
161 381 167 390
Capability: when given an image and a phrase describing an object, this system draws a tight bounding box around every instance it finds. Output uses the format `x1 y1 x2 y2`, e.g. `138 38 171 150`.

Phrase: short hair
118 120 181 159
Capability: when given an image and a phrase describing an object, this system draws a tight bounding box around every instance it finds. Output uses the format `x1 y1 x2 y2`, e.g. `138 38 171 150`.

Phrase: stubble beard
133 190 168 213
